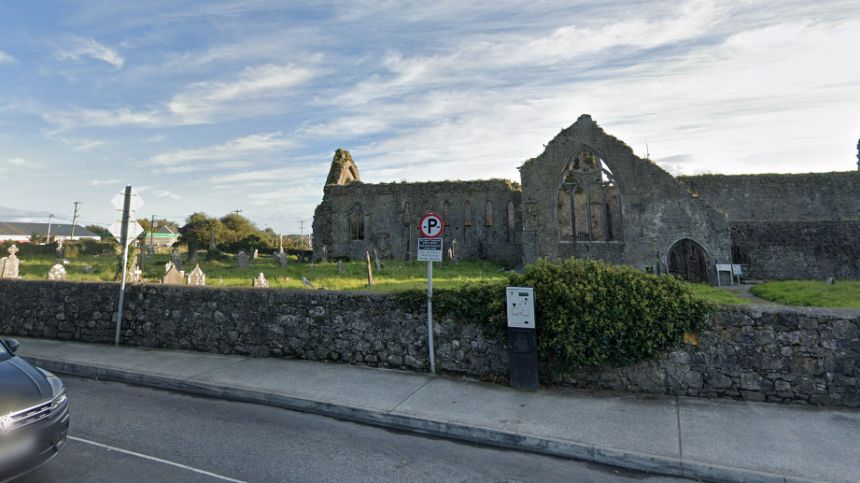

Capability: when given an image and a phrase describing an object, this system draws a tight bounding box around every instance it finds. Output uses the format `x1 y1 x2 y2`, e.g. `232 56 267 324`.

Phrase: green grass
18 254 117 282
687 284 750 305
750 280 860 308
17 252 509 292
15 252 858 308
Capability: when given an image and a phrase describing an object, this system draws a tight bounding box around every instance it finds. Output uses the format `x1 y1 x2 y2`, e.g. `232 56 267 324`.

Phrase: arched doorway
668 239 709 283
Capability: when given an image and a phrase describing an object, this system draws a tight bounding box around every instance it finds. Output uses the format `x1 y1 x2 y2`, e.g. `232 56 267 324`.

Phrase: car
0 339 69 482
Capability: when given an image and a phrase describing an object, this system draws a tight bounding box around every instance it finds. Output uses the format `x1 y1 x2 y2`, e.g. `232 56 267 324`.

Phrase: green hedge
397 258 711 376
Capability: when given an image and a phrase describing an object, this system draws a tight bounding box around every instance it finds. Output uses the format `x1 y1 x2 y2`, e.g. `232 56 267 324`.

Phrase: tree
85 225 112 239
179 213 222 252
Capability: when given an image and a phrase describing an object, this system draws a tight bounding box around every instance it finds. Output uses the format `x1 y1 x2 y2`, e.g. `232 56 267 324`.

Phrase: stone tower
325 149 361 185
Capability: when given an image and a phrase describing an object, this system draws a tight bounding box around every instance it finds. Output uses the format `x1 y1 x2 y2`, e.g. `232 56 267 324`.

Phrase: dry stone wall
1 280 857 407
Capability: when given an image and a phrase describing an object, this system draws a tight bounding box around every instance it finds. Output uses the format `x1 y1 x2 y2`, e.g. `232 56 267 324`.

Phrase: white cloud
0 50 15 64
149 132 292 167
90 179 121 186
44 107 165 131
168 64 315 123
7 158 29 166
57 36 125 68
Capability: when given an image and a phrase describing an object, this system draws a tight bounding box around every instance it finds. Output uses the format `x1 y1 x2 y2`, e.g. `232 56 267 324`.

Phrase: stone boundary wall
0 280 506 376
1 280 858 406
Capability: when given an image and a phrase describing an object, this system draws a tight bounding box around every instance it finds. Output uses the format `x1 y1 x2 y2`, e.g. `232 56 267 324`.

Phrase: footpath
15 337 859 483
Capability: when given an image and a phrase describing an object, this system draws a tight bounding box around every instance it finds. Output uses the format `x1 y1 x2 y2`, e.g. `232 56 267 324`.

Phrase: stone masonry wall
0 280 506 377
729 221 860 280
314 180 522 264
1 280 858 407
679 172 860 280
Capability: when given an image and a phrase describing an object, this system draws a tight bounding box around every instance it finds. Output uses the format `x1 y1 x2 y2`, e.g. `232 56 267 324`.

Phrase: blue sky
0 0 858 233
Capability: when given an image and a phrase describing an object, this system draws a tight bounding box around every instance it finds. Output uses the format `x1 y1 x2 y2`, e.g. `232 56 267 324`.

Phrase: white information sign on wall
417 238 443 262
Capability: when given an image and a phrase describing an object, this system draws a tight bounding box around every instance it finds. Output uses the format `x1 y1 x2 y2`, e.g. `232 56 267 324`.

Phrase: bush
510 259 711 375
397 258 711 376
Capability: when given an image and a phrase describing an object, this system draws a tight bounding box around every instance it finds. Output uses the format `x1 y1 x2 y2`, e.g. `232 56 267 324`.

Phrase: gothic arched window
349 203 365 240
558 152 622 242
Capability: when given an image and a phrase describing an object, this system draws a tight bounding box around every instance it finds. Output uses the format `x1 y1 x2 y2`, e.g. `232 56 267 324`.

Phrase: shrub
510 258 711 375
397 258 711 376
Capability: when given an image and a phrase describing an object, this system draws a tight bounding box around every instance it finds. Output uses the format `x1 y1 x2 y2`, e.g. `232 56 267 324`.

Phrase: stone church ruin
313 115 860 282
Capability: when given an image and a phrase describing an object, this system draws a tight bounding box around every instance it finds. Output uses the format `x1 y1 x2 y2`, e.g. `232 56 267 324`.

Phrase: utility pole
70 201 81 238
232 209 243 215
46 214 54 243
297 220 306 249
149 215 156 246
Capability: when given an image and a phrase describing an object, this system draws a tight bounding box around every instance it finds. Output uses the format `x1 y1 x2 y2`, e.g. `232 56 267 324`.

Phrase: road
21 376 690 482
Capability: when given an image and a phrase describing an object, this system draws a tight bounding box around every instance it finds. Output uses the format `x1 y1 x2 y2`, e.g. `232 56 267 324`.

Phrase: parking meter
506 287 539 390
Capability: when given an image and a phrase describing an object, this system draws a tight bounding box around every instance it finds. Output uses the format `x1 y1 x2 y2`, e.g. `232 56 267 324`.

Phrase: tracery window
558 152 622 242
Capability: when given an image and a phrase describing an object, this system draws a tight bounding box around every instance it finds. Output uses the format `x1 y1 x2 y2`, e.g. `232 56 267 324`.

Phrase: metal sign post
114 186 132 346
109 186 144 346
417 212 444 375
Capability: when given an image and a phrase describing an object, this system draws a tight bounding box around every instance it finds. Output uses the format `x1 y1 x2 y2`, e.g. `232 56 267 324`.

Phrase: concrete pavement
14 337 860 483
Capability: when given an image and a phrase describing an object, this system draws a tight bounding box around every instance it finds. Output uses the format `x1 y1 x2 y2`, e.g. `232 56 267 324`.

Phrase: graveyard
2 242 857 307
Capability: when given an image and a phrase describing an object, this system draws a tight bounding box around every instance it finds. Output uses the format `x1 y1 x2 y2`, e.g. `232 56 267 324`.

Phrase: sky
0 0 858 233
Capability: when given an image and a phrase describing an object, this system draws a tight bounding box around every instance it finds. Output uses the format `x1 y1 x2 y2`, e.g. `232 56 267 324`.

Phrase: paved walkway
14 337 860 483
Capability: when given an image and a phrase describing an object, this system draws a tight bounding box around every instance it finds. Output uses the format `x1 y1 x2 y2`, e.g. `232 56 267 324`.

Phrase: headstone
83 265 93 273
302 276 314 289
48 264 67 281
826 277 835 285
236 251 250 269
253 272 269 288
337 260 344 274
56 240 64 259
187 264 206 286
274 251 288 267
365 251 374 287
372 247 382 272
252 248 259 260
162 264 184 284
128 268 142 283
0 244 21 279
170 248 183 271
321 245 328 263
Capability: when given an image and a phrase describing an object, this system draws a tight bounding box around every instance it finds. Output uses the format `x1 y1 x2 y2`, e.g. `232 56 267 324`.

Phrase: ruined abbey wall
680 172 860 280
313 180 522 264
520 116 732 280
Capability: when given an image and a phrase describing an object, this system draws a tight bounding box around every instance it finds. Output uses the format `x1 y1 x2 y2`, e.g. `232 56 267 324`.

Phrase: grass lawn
687 284 751 305
750 280 860 308
14 252 857 307
17 252 510 292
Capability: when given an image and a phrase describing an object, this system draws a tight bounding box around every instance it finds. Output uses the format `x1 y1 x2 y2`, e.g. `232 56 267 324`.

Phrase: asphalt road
20 376 690 482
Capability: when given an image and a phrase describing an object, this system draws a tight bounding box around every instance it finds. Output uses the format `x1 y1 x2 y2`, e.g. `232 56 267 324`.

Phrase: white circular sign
418 212 444 238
